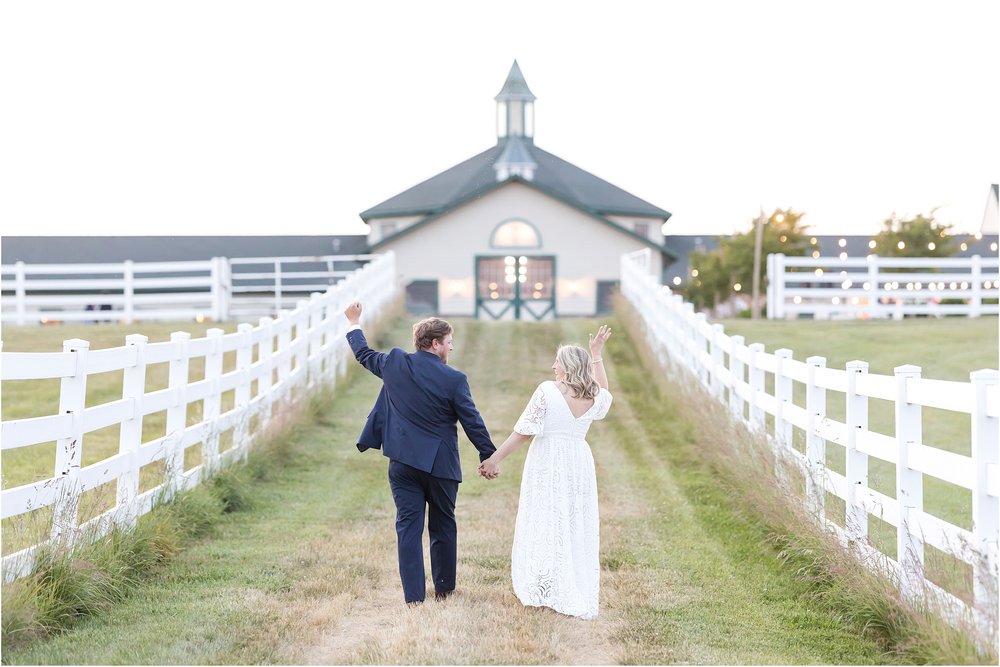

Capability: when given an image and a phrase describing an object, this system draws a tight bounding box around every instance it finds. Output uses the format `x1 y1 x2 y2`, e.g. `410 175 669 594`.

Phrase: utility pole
751 206 766 319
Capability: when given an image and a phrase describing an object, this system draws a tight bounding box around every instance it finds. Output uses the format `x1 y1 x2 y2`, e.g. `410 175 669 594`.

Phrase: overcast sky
1 1 997 240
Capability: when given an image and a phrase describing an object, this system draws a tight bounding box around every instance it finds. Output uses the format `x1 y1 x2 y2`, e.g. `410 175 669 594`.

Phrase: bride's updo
556 345 600 400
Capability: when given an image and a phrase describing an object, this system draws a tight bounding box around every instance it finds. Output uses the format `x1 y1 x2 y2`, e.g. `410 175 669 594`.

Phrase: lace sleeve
591 388 613 420
514 383 547 436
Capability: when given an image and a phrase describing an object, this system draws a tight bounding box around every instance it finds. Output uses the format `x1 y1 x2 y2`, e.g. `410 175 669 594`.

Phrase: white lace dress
510 380 613 620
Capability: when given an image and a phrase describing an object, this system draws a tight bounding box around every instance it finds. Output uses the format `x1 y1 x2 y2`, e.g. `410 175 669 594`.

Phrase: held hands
478 456 500 480
344 302 362 325
588 324 612 356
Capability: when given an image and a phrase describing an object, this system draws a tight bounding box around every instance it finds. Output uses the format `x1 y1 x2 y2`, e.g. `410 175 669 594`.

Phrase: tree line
683 209 983 312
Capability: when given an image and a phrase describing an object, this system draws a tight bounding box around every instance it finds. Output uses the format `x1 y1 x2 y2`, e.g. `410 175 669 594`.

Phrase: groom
344 302 498 606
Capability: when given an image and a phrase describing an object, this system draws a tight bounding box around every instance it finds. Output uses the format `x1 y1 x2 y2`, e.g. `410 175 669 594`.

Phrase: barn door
475 255 555 320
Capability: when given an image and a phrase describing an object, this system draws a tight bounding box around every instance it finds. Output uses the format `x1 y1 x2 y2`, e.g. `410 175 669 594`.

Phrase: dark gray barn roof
1 236 369 265
360 141 671 222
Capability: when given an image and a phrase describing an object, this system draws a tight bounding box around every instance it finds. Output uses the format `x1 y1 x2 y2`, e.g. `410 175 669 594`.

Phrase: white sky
1 1 997 239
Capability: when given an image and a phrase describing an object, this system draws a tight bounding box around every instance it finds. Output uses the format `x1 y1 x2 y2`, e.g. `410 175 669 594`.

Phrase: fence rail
1 254 380 325
1 252 397 583
623 248 999 642
767 253 1000 319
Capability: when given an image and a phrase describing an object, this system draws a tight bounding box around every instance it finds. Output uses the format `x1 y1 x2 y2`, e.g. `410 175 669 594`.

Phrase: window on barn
491 219 541 248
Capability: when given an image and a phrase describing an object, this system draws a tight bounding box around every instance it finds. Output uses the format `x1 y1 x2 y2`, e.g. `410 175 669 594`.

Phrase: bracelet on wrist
591 358 603 364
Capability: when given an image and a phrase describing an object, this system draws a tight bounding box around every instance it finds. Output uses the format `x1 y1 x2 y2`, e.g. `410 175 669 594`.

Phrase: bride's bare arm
478 431 531 478
589 324 612 390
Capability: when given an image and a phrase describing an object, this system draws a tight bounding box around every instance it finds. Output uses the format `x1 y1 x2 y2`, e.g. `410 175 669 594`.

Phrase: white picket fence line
0 254 380 325
767 253 1000 319
622 248 999 642
0 252 397 583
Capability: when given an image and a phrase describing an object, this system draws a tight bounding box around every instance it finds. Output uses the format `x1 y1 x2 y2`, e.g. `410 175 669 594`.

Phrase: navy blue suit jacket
347 328 496 482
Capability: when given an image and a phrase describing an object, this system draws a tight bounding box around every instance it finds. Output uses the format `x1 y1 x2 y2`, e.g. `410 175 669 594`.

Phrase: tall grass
615 296 998 665
0 390 309 653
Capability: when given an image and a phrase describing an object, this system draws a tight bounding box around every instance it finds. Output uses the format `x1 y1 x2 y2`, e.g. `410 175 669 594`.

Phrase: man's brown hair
412 317 453 351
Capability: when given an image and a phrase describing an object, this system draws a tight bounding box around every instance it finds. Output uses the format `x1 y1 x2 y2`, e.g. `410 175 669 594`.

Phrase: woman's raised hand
588 324 612 355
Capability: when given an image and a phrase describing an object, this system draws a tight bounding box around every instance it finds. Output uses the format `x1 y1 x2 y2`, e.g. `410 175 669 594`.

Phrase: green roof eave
370 176 676 260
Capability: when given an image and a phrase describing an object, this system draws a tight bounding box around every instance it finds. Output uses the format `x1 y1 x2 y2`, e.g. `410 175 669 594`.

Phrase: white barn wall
606 214 666 245
377 181 663 316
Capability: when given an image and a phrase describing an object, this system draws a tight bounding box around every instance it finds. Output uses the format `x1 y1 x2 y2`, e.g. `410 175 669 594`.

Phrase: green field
2 322 248 555
716 316 998 572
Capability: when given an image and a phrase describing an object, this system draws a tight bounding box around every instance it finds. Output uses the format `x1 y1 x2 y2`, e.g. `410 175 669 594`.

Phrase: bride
479 325 613 619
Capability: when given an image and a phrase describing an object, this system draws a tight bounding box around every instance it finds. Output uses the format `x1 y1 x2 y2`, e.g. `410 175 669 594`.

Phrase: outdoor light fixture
898 241 906 250
928 242 936 250
868 240 877 249
673 277 682 285
838 238 847 247
733 283 742 291
814 268 823 276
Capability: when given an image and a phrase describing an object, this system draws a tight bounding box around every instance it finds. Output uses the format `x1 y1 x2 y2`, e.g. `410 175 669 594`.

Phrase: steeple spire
495 60 536 142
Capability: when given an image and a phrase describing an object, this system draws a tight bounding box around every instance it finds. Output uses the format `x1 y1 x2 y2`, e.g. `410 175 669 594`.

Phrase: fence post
970 368 999 640
709 323 724 399
748 343 765 432
219 257 231 322
15 261 26 326
845 360 870 542
235 323 254 462
894 364 924 601
274 260 283 314
117 334 147 527
970 255 982 319
209 257 222 322
308 292 323 389
729 335 746 420
295 300 310 396
277 311 292 402
694 313 709 388
258 316 274 433
867 254 881 319
806 356 827 518
774 253 786 319
166 331 190 495
203 328 224 475
774 349 794 471
123 260 135 325
766 253 775 320
51 338 89 548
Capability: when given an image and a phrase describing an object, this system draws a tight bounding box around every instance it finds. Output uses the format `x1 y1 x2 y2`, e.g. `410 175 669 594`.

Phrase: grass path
3 317 891 664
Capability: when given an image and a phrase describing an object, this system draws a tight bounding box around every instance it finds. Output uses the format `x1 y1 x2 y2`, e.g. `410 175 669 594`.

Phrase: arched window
490 219 541 249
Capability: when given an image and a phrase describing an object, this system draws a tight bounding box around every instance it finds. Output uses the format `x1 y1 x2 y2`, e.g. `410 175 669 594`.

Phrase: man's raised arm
344 302 388 378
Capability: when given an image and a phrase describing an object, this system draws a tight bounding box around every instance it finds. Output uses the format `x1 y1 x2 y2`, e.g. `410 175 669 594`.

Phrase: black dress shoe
434 590 454 601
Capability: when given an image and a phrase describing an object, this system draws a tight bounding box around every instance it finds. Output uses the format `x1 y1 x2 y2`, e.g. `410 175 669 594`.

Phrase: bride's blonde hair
556 345 600 400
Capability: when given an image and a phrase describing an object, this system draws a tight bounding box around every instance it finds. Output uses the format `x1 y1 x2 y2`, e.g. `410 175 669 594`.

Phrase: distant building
360 61 675 319
0 236 367 264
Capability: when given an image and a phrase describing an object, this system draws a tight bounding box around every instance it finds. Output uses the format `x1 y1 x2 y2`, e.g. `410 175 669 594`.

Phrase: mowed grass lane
3 317 888 664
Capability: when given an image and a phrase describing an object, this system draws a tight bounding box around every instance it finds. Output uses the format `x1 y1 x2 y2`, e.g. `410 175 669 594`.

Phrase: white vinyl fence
1 252 397 583
767 253 1000 319
1 254 379 325
623 248 999 641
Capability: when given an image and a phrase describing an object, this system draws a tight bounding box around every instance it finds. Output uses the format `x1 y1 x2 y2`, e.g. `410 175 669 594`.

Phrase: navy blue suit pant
388 460 459 603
